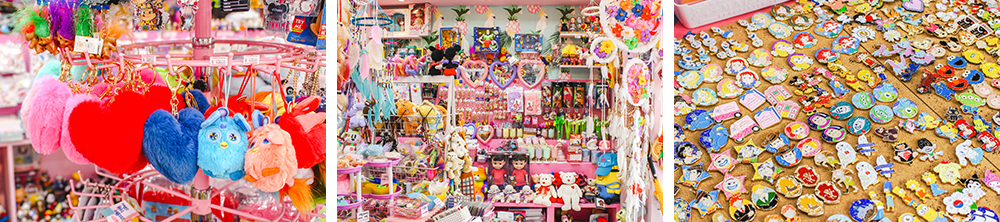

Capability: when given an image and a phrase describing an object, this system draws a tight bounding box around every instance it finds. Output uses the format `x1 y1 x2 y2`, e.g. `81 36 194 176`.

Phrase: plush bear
445 152 464 180
557 172 582 211
583 178 599 202
441 44 462 76
449 130 475 173
532 173 556 206
427 46 445 76
395 100 420 134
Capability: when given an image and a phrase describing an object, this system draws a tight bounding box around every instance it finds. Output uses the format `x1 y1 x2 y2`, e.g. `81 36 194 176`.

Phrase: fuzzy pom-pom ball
61 93 98 164
28 76 71 154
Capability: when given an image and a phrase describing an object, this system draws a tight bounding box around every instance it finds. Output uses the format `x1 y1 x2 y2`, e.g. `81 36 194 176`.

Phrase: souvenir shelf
337 165 363 221
560 65 601 69
491 202 620 222
362 158 403 199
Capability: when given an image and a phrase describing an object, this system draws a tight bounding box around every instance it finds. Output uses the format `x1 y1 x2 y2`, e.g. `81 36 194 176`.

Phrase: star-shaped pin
752 159 784 183
716 173 748 198
735 140 764 164
709 149 737 174
690 189 722 216
680 163 711 188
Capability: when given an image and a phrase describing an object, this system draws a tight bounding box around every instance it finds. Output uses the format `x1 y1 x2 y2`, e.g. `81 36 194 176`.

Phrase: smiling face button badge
751 185 779 210
847 116 872 135
853 92 876 109
716 173 748 198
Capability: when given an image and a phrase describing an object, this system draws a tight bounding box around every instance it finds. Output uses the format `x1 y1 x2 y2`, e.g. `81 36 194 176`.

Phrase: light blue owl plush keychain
198 107 252 180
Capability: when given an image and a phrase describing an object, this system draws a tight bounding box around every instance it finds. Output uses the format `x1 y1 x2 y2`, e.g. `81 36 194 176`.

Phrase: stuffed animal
396 100 420 134
557 172 583 211
415 101 446 133
428 46 445 75
340 129 364 154
533 173 556 206
441 44 462 75
346 102 367 129
504 185 519 203
448 130 474 174
583 178 599 202
243 110 298 192
487 185 504 202
445 152 464 179
197 108 252 181
519 186 534 203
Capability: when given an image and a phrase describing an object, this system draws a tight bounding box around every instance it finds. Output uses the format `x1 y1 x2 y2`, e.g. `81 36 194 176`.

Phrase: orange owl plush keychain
243 71 297 192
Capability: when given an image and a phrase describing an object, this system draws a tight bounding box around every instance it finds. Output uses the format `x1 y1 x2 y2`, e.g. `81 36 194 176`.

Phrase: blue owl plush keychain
198 107 252 180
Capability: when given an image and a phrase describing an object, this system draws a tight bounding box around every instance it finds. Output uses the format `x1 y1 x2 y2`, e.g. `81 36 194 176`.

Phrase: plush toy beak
221 141 229 149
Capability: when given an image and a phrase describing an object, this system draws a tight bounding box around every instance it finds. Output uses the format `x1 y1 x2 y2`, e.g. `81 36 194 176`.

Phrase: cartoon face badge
769 22 793 39
797 194 825 216
796 137 822 157
717 79 743 98
771 40 796 57
679 163 711 188
775 146 803 167
701 64 724 83
690 189 722 216
892 98 919 119
807 113 833 130
784 121 811 140
793 32 818 48
749 49 773 67
822 125 847 143
739 13 774 31
957 92 987 107
726 57 750 75
729 195 756 222
716 173 748 198
675 142 702 165
815 182 842 204
735 140 764 164
761 66 789 84
983 169 1000 195
870 105 895 124
790 15 814 30
776 176 804 198
966 207 999 222
830 102 854 120
933 162 962 184
873 83 899 102
847 116 872 135
751 185 778 210
788 53 813 71
833 36 861 54
708 149 737 174
795 165 821 187
736 70 761 89
815 20 843 38
678 71 705 89
753 159 784 183
771 4 794 20
852 92 876 109
814 48 840 63
675 198 692 222
692 88 720 106
763 132 791 154
893 142 916 164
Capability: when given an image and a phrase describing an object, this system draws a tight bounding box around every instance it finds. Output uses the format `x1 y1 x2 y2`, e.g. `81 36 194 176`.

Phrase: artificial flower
625 38 638 49
943 192 973 215
640 30 652 42
632 3 644 15
622 26 636 39
607 6 619 15
641 8 653 20
616 9 628 21
636 19 652 31
613 24 623 36
627 17 638 27
620 0 633 11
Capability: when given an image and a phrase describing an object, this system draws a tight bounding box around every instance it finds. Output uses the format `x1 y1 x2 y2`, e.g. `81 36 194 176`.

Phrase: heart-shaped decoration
143 108 204 184
902 0 924 12
462 123 478 140
490 61 516 89
461 60 489 87
518 59 546 88
28 76 72 155
70 86 174 174
477 124 494 144
624 58 651 106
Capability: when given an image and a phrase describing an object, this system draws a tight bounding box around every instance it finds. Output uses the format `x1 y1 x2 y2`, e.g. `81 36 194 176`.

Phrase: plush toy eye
228 133 239 143
263 139 270 144
207 129 221 142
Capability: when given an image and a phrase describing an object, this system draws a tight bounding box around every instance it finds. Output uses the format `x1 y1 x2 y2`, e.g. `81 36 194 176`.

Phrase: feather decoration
17 7 51 38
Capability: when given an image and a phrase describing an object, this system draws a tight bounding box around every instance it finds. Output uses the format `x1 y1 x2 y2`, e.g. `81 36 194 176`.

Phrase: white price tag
433 198 445 208
210 57 228 66
495 211 514 221
357 210 369 221
141 55 157 64
87 37 103 54
380 173 390 186
73 36 89 53
243 55 260 64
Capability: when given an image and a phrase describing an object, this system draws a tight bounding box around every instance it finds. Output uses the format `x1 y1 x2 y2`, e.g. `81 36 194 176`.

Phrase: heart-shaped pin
490 61 516 89
902 0 924 12
461 60 489 87
518 60 546 88
477 124 494 144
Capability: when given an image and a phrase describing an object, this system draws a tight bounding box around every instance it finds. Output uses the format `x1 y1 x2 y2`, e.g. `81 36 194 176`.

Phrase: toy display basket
365 113 457 137
393 153 440 184
674 0 788 28
390 197 430 219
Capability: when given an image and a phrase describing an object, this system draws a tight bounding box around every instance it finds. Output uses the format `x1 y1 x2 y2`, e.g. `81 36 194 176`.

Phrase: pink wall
38 147 98 180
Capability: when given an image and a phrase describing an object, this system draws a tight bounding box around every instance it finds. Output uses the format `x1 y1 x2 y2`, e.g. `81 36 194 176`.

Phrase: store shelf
559 33 591 38
383 34 424 39
492 202 620 209
338 166 363 175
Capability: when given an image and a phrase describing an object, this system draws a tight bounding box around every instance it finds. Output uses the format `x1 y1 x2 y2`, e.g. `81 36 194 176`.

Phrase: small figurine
488 185 505 202
519 185 535 204
582 178 598 203
504 185 519 203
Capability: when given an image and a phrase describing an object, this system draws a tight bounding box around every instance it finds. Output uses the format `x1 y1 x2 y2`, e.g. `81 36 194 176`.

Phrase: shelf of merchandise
491 202 620 222
560 65 600 69
382 206 444 222
0 140 29 222
558 33 593 38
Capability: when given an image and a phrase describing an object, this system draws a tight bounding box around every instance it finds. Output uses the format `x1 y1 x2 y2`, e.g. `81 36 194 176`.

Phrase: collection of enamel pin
675 0 1000 222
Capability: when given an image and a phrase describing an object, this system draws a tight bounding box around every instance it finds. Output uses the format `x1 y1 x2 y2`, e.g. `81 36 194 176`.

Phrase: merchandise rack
57 0 327 220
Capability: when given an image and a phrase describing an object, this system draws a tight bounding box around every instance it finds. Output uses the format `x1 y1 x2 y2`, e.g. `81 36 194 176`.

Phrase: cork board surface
674 1 1000 221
